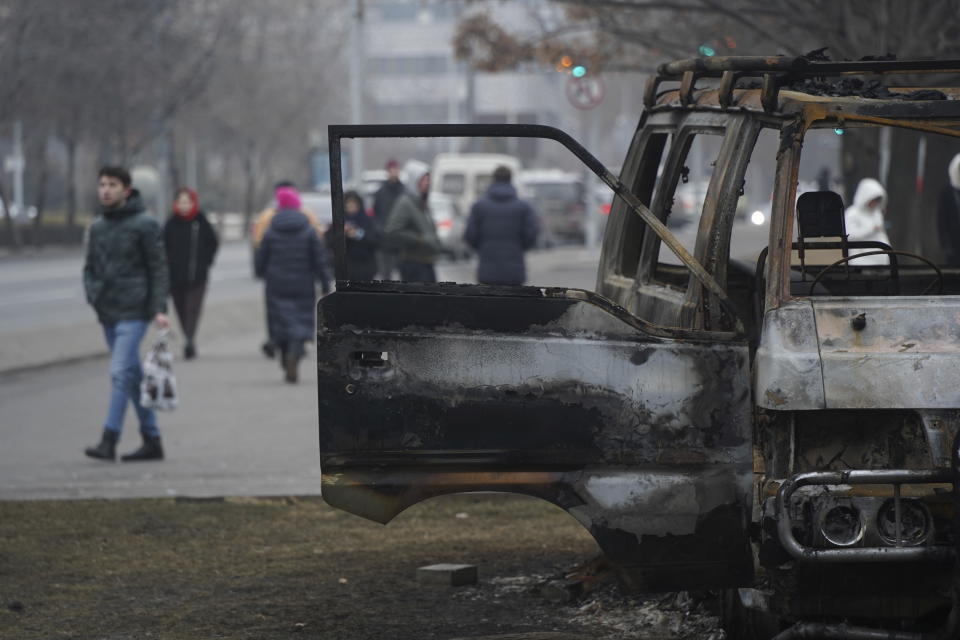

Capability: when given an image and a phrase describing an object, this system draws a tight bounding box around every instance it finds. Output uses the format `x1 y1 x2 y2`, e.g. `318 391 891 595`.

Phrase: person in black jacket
373 159 405 279
83 166 170 462
164 188 219 359
340 190 379 280
464 165 539 285
255 186 331 383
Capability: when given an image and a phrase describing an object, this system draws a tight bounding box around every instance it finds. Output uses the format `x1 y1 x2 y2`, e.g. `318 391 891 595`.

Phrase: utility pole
349 0 365 186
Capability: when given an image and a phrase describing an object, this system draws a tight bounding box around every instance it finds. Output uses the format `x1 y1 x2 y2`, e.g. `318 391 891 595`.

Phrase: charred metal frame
327 123 745 333
644 56 960 114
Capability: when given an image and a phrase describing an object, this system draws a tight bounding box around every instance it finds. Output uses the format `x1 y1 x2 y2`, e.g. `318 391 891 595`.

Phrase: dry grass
0 494 599 640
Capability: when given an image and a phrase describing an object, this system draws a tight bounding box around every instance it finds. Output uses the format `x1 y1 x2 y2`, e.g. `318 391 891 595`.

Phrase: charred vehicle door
318 123 754 589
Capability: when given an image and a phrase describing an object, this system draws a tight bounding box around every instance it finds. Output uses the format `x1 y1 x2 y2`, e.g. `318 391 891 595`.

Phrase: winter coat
164 212 219 287
936 155 960 266
255 209 331 344
336 210 380 280
845 178 891 266
384 191 441 265
464 182 538 285
373 179 405 228
83 190 169 324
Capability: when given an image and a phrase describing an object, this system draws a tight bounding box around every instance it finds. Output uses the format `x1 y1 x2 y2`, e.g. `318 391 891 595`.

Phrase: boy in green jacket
83 166 170 462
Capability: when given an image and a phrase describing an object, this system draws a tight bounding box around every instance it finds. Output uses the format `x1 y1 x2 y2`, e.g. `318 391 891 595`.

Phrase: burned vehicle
317 56 960 639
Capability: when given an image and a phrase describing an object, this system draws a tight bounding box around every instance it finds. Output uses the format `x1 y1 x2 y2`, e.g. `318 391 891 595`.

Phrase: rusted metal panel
813 298 960 409
755 301 826 410
317 283 754 589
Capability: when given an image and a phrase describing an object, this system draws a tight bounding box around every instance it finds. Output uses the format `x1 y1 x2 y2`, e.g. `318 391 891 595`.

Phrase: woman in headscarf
255 186 331 383
845 178 891 266
164 187 219 359
340 190 380 281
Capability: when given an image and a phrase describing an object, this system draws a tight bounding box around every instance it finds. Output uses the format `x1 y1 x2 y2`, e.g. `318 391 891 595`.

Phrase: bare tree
0 0 349 247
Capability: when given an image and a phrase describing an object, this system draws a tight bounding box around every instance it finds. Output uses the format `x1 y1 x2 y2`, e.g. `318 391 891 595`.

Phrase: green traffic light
572 65 586 78
698 45 716 57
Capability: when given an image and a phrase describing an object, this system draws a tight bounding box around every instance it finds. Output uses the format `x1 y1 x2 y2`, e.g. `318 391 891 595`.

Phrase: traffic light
556 55 587 77
698 44 716 57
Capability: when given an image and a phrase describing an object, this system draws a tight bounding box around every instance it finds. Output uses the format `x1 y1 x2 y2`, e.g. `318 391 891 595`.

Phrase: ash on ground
453 572 725 639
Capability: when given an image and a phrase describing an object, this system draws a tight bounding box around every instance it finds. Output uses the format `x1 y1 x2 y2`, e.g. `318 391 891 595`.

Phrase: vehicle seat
753 191 897 320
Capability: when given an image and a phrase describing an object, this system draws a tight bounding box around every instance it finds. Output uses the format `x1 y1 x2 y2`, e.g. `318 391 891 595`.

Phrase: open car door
318 124 754 590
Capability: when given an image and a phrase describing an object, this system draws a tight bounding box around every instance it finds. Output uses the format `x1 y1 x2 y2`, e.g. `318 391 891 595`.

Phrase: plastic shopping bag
140 330 179 411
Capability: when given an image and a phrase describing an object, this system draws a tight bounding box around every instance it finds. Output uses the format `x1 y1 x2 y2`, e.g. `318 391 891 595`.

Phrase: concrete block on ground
416 563 477 586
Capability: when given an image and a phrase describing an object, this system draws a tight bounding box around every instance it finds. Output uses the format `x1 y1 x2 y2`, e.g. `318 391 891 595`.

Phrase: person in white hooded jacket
845 177 891 266
936 153 960 266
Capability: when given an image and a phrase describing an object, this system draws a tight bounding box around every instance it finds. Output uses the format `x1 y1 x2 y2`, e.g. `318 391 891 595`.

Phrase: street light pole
349 0 365 186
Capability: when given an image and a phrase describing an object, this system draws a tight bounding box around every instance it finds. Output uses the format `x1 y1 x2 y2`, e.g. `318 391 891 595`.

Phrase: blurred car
429 192 470 260
518 169 586 246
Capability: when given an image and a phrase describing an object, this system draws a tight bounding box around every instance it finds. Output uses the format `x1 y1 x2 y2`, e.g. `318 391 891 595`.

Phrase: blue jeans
102 320 159 438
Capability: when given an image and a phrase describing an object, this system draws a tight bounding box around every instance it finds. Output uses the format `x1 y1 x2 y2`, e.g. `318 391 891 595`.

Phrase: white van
430 153 522 218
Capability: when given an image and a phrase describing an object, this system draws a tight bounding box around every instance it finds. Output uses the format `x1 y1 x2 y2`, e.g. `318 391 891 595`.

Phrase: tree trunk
243 145 257 238
31 135 50 247
65 135 78 229
0 180 22 250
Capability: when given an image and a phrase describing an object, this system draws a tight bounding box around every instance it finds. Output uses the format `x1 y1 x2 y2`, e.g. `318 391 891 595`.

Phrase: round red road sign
566 75 605 109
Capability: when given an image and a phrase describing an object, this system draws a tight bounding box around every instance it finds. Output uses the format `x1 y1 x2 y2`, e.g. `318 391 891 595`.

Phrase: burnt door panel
318 281 755 590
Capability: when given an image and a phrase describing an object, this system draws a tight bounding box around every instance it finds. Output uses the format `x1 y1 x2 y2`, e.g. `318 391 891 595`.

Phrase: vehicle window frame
767 116 960 311
602 124 675 281
638 125 727 287
327 122 739 339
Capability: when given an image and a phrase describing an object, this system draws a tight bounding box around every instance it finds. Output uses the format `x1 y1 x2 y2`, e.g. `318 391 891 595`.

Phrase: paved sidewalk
0 304 325 500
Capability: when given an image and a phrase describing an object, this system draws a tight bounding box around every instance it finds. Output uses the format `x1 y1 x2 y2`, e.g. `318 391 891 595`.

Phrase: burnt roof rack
643 55 960 113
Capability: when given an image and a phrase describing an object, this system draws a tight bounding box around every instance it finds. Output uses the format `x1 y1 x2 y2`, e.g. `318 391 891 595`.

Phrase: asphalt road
0 244 601 500
0 241 256 333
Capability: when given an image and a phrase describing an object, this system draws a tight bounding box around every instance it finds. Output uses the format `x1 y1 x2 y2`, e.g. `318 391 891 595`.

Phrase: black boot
284 353 299 383
184 343 196 360
84 429 118 461
121 436 165 462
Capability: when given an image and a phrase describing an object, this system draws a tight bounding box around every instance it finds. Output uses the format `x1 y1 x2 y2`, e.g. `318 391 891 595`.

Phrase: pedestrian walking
252 181 325 359
83 166 170 462
384 162 441 283
255 186 331 383
340 190 380 280
373 159 406 279
164 187 218 360
845 177 891 266
937 153 960 266
464 165 539 285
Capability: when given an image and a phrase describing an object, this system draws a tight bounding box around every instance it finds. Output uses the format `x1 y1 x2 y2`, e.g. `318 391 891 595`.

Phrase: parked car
318 55 960 639
518 169 586 246
428 192 469 261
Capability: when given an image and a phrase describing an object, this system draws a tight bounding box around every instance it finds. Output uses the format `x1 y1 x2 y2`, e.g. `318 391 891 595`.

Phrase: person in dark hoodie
373 159 405 279
339 190 380 280
464 165 539 285
164 187 218 360
384 161 441 282
83 166 170 462
255 186 331 383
